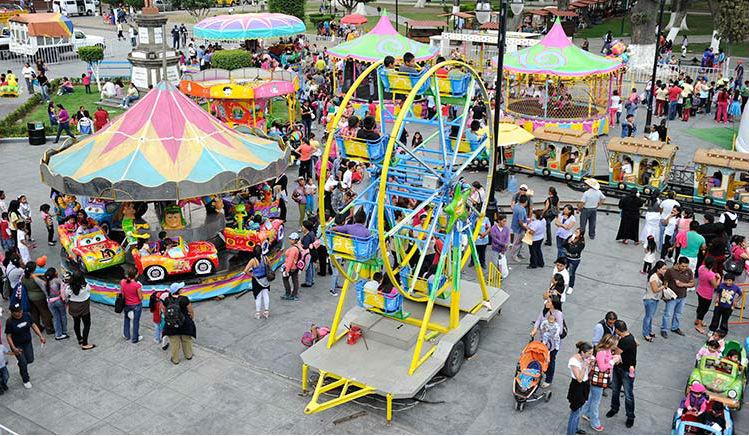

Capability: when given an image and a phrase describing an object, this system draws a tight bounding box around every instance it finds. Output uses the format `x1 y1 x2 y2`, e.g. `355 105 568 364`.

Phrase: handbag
560 320 568 339
590 364 611 388
521 229 533 245
497 253 509 278
662 287 678 301
114 293 125 313
264 257 276 282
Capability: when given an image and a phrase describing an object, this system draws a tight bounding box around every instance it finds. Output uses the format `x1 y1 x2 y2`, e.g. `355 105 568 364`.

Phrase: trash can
27 122 46 146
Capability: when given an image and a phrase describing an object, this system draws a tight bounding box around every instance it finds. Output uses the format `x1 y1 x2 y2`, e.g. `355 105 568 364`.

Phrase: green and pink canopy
327 14 437 63
503 19 622 78
194 13 306 40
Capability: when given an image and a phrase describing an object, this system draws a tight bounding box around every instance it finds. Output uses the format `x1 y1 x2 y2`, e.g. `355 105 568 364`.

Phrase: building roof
607 137 677 159
694 149 749 172
532 126 595 147
479 21 500 30
438 11 474 19
525 7 579 18
10 12 72 38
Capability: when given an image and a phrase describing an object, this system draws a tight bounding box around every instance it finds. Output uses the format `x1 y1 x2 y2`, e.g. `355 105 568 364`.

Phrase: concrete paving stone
100 403 164 434
0 404 53 435
53 381 132 420
135 385 191 411
78 421 128 435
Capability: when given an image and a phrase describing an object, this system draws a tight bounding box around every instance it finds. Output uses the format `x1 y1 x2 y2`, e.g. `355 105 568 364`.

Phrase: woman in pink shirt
120 268 144 343
695 256 720 334
580 334 621 432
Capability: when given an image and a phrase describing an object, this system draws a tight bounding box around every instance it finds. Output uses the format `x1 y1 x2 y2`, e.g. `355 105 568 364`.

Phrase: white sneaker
560 292 567 303
23 382 32 389
567 287 574 295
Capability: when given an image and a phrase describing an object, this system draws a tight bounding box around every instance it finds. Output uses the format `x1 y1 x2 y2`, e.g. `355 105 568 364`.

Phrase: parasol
496 123 535 147
326 14 437 63
502 19 622 77
40 81 288 202
341 13 368 25
193 13 306 40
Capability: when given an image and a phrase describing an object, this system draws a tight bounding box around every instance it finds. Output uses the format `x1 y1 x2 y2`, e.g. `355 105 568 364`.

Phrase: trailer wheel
545 391 552 402
518 401 525 412
440 340 465 377
704 197 712 205
617 182 625 190
463 324 481 357
542 169 551 178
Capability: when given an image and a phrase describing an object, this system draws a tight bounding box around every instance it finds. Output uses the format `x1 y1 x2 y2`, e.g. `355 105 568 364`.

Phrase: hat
518 184 534 196
169 282 185 294
297 176 305 181
690 382 706 394
289 232 300 241
519 184 528 190
584 178 601 190
10 302 22 312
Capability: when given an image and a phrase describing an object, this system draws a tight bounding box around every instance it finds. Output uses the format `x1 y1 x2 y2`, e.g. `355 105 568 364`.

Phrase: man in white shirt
21 63 34 94
658 192 680 252
578 178 605 240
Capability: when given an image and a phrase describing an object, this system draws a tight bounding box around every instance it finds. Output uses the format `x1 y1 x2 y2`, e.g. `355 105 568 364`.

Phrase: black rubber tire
440 340 465 377
463 324 481 357
145 265 166 282
545 391 552 402
518 401 525 412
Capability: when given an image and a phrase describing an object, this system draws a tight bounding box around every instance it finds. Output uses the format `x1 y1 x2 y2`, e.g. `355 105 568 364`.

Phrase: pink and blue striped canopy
194 13 306 40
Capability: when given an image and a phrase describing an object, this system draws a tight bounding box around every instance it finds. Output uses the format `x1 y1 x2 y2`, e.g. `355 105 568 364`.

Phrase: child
82 72 91 94
77 111 93 135
539 312 561 353
304 177 317 214
681 97 692 121
709 273 742 334
695 339 722 362
642 235 657 275
677 382 709 419
40 204 55 246
551 257 570 301
0 212 13 251
16 221 33 264
149 290 169 350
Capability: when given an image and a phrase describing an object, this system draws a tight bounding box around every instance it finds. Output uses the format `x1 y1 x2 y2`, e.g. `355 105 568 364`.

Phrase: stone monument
127 1 179 91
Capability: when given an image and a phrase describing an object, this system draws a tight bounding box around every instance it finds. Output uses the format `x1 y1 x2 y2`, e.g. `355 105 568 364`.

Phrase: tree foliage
717 0 749 47
171 0 213 20
212 49 254 70
78 45 105 63
268 0 306 20
123 0 145 9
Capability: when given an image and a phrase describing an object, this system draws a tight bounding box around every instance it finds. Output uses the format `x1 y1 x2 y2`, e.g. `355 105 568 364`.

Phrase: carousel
40 81 289 305
326 13 437 117
502 19 624 136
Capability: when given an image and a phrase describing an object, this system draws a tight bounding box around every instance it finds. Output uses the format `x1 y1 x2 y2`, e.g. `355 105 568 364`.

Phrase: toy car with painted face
62 228 126 272
224 218 284 253
82 198 120 232
132 237 219 282
688 356 745 410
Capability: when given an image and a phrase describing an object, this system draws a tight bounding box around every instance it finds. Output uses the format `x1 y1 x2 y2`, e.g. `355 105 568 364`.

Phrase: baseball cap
289 232 300 241
169 282 185 294
10 302 22 312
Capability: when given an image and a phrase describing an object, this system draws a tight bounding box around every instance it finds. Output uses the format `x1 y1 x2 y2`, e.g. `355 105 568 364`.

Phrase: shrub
212 49 254 71
268 0 306 21
78 45 105 64
308 13 336 26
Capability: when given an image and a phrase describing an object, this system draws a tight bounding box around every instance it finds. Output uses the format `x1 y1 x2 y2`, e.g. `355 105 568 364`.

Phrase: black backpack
724 258 744 276
164 296 185 329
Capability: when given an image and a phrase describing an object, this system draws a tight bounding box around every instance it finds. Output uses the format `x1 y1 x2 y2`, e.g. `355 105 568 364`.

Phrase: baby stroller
513 340 552 411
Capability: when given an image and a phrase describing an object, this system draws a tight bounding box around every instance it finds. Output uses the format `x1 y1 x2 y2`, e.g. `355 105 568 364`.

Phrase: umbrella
193 13 306 40
40 81 288 201
496 123 535 147
341 13 368 25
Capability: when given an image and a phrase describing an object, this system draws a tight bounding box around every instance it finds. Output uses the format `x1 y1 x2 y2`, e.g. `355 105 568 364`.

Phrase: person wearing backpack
301 221 318 288
242 245 271 319
120 268 143 344
282 232 304 301
163 282 195 365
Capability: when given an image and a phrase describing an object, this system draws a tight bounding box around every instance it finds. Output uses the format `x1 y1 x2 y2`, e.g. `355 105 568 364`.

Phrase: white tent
735 102 749 153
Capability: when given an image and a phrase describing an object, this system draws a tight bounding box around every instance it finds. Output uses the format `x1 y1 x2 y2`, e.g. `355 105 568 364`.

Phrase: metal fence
622 61 731 86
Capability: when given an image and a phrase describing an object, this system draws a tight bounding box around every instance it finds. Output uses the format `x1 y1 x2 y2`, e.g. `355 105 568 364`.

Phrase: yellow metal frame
303 368 384 416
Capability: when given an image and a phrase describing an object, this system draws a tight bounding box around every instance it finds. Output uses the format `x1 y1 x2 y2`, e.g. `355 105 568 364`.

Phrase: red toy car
132 237 219 282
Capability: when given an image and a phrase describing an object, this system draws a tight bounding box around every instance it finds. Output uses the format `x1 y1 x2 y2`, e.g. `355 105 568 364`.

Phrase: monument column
128 3 179 92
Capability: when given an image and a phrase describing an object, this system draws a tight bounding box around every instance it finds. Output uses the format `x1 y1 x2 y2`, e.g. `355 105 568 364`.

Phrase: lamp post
487 0 523 215
645 0 666 128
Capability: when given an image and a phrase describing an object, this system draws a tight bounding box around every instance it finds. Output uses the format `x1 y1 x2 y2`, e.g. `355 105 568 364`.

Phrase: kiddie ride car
223 213 284 253
59 226 125 272
688 350 746 410
132 237 219 282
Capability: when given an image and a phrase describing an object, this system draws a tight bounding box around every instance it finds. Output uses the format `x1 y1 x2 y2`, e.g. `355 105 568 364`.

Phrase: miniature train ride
300 59 509 423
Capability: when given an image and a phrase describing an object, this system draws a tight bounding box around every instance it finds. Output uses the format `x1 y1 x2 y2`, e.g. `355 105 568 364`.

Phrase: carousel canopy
503 19 622 77
326 14 438 63
193 13 306 40
40 81 288 202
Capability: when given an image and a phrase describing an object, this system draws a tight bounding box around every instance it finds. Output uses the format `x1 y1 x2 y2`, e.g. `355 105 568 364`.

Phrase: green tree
171 0 214 20
717 0 749 53
77 46 105 91
123 0 145 9
212 49 253 70
629 0 658 44
268 0 306 21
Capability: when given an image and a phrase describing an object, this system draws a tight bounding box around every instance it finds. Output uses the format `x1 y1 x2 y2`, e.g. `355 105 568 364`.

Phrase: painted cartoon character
161 205 186 230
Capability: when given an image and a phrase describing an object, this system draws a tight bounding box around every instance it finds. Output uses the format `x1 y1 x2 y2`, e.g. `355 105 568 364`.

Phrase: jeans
330 262 342 291
567 406 584 435
304 261 315 286
24 78 33 94
582 386 604 428
642 298 659 337
0 366 8 388
14 342 34 383
579 208 597 238
661 297 685 332
283 271 300 298
609 366 635 419
657 222 666 252
154 321 163 342
529 240 544 267
546 349 558 383
668 101 678 120
567 258 580 288
54 122 75 143
476 243 488 268
48 299 68 338
40 84 49 101
123 303 142 342
556 236 567 259
122 95 139 107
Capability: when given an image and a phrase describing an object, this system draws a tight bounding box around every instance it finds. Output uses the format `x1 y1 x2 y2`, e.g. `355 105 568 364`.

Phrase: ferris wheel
315 58 498 377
